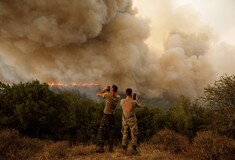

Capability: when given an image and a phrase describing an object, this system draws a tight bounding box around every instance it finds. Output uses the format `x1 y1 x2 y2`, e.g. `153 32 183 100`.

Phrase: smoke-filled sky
0 0 234 99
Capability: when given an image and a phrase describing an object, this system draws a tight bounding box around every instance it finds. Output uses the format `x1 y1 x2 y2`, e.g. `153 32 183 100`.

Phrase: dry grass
34 141 70 160
0 129 45 160
69 145 97 156
68 144 189 160
0 129 193 160
1 129 234 160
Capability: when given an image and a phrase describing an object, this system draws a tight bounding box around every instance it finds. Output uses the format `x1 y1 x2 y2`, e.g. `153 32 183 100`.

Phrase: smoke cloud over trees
0 0 234 98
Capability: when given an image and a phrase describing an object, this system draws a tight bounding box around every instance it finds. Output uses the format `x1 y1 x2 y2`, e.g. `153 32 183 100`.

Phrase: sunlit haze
133 0 235 46
132 0 235 81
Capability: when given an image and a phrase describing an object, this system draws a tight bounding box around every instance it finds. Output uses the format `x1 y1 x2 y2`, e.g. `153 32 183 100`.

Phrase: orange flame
48 82 100 87
47 82 67 86
72 82 78 86
82 82 100 86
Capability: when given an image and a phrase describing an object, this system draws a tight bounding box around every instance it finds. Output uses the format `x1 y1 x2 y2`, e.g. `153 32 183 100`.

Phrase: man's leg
121 122 129 153
96 116 107 153
130 121 138 154
108 115 115 152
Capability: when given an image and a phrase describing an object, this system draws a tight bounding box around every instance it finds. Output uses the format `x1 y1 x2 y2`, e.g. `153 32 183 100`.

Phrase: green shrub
149 129 190 154
199 75 235 138
192 131 235 160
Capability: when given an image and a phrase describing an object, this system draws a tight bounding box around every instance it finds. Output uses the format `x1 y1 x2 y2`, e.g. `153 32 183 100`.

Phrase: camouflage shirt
102 92 121 114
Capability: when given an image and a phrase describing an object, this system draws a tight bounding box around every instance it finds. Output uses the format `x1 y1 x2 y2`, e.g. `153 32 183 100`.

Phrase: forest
0 75 234 160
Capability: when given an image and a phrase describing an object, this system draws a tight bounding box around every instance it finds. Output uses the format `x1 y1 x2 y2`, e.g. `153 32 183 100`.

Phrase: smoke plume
0 0 234 99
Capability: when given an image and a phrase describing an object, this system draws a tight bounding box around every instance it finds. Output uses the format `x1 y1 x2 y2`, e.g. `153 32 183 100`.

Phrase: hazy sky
133 0 235 46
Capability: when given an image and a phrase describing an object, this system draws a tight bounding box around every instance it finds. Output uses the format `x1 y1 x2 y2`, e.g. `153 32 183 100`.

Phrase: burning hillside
47 82 100 101
47 82 99 87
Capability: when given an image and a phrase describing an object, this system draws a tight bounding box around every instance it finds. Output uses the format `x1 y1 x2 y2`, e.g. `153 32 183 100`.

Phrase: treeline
0 75 234 144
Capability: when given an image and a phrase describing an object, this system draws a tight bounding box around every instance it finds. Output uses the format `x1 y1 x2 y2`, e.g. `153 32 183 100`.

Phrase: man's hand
135 96 143 108
97 86 109 97
104 86 110 91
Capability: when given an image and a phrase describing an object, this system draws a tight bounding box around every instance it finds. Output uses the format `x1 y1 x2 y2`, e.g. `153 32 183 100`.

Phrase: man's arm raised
135 95 143 108
97 86 109 97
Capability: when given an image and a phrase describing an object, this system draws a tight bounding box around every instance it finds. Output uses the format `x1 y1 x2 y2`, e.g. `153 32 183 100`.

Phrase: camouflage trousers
121 117 138 146
97 114 115 148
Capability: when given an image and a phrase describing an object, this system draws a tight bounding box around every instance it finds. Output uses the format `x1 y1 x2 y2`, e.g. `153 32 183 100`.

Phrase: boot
122 145 127 154
132 146 138 155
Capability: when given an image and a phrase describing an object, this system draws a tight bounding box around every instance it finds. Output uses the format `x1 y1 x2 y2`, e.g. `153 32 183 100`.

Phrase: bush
149 129 190 154
192 131 235 160
136 107 165 142
199 75 235 138
0 129 45 160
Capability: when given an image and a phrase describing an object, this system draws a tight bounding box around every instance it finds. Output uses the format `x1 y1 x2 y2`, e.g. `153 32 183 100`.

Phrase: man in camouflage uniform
120 88 142 154
96 85 121 153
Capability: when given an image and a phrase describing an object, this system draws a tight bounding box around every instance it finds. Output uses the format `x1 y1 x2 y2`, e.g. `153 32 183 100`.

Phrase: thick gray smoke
0 0 233 98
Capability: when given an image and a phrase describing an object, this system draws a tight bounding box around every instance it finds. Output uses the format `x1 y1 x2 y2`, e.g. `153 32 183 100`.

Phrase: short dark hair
112 84 118 92
126 88 132 96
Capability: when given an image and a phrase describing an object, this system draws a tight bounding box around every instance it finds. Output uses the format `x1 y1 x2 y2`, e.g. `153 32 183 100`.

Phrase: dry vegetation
1 129 234 160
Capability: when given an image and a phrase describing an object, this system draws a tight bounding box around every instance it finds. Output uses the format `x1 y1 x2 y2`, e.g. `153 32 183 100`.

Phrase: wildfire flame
47 82 100 87
47 82 67 87
82 82 99 87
